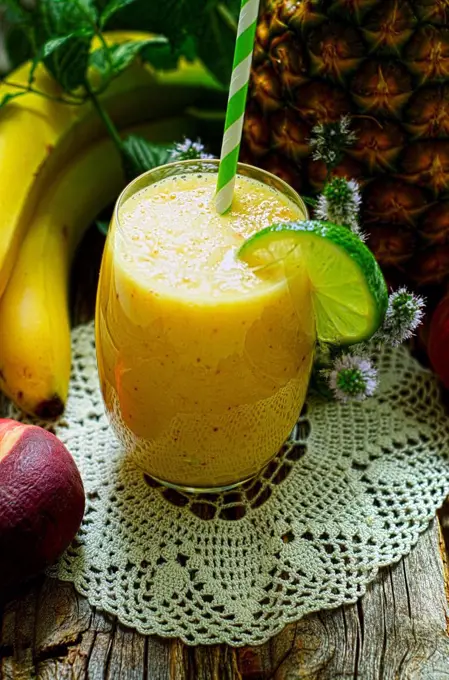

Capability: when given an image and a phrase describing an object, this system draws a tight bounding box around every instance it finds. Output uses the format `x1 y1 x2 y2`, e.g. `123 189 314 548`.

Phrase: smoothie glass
95 159 315 492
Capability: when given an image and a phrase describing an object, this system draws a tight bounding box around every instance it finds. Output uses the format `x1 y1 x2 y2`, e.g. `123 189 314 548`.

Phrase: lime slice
237 219 388 345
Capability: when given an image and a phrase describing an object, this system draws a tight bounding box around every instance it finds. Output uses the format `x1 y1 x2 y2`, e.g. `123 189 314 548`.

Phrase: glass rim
114 158 308 229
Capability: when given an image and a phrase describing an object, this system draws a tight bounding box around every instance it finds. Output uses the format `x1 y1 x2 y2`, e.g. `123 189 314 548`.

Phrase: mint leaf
27 30 92 89
41 34 80 58
46 33 93 92
73 0 98 24
140 37 188 71
121 135 172 181
32 0 97 93
90 38 162 81
35 0 98 36
196 3 238 85
100 0 140 27
102 0 200 48
100 0 238 85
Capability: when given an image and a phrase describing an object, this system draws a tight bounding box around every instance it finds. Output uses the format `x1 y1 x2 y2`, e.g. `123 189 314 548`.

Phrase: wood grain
1 225 448 679
1 520 449 679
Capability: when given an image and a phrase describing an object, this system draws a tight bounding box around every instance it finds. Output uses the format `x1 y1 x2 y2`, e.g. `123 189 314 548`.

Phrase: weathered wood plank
104 623 147 680
1 519 448 679
145 637 172 680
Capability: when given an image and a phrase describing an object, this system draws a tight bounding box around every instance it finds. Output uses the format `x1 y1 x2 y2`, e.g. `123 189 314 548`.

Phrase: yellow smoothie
96 163 315 490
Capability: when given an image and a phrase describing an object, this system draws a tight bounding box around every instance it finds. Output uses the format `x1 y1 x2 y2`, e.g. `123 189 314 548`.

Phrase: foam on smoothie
116 173 304 298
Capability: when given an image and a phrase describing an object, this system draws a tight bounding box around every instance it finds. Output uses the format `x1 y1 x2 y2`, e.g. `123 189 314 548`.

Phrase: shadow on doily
141 408 311 522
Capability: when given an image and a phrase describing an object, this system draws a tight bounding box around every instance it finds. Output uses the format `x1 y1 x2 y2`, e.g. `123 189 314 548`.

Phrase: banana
0 31 222 298
0 116 200 417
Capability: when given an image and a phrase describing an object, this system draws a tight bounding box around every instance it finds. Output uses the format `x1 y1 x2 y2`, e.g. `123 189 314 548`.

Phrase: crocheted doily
7 322 449 646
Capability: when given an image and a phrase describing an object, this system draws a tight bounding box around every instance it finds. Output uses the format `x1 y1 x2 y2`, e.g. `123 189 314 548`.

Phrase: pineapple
243 0 449 324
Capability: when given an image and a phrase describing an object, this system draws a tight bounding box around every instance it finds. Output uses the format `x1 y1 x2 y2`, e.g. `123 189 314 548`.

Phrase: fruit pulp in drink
96 167 315 490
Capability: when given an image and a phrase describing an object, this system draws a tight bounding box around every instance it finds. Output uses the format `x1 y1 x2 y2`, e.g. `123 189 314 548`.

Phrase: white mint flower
378 287 426 346
309 115 357 168
315 177 365 240
327 354 377 402
169 137 214 161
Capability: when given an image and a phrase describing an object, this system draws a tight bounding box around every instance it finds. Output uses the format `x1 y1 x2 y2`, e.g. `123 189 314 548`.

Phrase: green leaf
102 0 202 47
100 0 140 27
35 0 98 36
89 38 161 81
103 0 238 85
71 0 98 24
139 36 196 71
121 135 172 182
46 33 93 92
32 0 97 93
26 31 91 88
41 34 79 58
110 37 167 71
196 2 238 85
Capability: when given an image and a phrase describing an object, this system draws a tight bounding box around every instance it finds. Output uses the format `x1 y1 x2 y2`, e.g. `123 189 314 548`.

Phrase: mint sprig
1 1 177 177
1 0 228 183
4 0 239 86
99 0 239 84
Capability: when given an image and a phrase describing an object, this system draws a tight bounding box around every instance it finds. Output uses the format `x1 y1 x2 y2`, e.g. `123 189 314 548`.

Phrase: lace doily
7 322 449 646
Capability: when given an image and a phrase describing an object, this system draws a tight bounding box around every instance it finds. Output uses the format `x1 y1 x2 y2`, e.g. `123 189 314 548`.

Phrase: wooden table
1 226 449 679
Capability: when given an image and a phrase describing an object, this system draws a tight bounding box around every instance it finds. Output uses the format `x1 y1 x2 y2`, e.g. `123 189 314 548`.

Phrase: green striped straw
215 0 260 214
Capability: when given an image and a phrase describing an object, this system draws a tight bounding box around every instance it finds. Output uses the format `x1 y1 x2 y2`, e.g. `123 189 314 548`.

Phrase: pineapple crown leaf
324 353 378 403
309 115 357 169
315 177 365 241
169 137 214 162
375 287 426 347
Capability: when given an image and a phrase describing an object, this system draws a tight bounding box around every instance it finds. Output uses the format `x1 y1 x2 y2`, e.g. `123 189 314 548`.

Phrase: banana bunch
0 32 222 417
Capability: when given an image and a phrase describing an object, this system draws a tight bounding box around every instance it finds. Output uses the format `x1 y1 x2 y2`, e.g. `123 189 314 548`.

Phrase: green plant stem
72 0 114 83
84 81 123 155
95 32 114 76
68 0 114 94
2 80 84 105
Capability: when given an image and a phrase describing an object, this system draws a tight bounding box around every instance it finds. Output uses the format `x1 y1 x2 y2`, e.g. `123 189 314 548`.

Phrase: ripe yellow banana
0 116 199 417
0 31 222 298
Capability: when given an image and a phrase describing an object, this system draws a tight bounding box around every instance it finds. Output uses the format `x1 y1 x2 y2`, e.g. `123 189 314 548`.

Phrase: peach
0 418 85 588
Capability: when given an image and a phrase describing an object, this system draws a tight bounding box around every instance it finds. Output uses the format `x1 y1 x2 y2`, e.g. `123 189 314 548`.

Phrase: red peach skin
0 418 85 588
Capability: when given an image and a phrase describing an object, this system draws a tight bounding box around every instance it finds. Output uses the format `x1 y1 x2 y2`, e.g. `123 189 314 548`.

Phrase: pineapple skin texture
243 0 449 320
